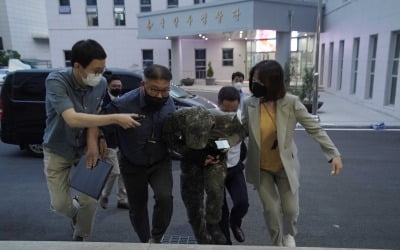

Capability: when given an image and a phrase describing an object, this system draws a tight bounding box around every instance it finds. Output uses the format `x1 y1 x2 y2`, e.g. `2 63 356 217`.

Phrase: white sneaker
283 234 296 247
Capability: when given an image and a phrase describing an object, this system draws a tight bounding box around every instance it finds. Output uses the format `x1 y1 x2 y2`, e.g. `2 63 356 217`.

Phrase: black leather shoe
72 235 84 241
231 225 245 242
117 200 129 209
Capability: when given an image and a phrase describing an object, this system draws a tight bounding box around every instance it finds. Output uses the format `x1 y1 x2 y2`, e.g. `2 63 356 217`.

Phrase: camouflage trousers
180 160 227 244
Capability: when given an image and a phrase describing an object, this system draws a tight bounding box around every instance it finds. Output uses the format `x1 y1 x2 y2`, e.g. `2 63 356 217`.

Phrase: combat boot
206 223 226 245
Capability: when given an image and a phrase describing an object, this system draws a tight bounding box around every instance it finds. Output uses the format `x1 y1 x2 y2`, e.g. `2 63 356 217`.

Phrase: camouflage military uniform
163 106 245 244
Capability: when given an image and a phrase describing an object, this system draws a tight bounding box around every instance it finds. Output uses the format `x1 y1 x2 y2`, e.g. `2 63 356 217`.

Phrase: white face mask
82 73 102 87
233 82 242 91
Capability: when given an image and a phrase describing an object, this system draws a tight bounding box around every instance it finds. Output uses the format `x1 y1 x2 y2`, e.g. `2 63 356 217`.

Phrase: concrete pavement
0 241 377 250
180 81 400 129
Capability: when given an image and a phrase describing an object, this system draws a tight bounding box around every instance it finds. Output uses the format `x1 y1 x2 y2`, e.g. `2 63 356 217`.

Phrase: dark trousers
220 162 249 244
120 157 173 243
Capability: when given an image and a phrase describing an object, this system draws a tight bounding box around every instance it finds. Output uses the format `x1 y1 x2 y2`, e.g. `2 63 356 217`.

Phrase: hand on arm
114 113 143 129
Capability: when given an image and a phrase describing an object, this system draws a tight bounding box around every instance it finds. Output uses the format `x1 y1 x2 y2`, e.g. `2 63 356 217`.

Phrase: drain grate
161 235 197 244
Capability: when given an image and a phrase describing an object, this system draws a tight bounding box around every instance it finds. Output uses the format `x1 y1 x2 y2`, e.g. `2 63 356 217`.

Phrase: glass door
195 49 206 79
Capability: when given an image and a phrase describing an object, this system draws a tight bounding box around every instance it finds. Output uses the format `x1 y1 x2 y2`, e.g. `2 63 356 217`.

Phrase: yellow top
259 104 283 172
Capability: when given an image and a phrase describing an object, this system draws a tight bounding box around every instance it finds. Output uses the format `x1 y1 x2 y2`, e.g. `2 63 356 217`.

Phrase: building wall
1 0 49 61
46 0 246 81
0 0 12 51
180 38 246 81
46 0 174 69
320 0 400 117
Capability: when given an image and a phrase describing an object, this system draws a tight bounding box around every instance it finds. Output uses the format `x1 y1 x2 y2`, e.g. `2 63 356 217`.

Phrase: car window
118 74 142 94
171 85 191 98
104 70 143 95
11 72 48 102
0 69 8 81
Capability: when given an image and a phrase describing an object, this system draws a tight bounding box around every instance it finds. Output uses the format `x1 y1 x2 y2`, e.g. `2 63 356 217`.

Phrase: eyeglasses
145 86 170 97
83 66 105 76
91 68 106 76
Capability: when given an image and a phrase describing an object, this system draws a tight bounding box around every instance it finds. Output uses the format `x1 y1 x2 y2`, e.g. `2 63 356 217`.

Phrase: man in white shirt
231 71 249 111
217 86 249 244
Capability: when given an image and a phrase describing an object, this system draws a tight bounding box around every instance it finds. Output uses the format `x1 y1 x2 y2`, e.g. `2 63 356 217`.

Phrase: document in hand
70 156 113 200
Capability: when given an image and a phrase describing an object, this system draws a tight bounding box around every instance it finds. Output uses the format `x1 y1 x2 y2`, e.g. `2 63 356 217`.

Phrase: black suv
0 68 216 156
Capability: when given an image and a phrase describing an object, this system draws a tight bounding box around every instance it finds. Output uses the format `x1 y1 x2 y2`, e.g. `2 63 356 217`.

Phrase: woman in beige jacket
242 60 343 247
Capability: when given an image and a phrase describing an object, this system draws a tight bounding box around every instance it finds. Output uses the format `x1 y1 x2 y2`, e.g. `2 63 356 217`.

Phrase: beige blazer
242 94 340 193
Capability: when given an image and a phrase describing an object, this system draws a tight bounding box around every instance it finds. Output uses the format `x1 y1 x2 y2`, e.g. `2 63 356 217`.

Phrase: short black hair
106 74 121 85
218 86 241 104
71 39 107 68
144 64 172 81
231 71 244 81
249 60 286 101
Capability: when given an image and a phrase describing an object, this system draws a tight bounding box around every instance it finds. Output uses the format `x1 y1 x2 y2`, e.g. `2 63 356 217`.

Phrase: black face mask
144 92 169 109
252 81 267 98
252 81 274 101
109 88 121 97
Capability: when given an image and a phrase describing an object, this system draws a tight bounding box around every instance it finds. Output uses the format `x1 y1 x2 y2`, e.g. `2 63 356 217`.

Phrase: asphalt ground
0 129 399 249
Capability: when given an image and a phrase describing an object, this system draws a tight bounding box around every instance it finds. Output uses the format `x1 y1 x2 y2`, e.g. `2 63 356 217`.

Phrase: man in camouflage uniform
162 106 246 244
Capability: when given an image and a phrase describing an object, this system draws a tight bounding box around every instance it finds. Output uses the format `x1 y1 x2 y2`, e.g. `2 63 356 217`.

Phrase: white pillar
171 37 183 85
275 31 291 68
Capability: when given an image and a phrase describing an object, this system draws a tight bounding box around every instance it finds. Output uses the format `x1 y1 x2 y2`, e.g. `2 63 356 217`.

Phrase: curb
299 125 400 129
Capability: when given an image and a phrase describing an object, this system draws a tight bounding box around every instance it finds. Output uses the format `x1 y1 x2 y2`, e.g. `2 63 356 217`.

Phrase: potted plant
180 77 195 86
205 61 216 85
300 67 323 113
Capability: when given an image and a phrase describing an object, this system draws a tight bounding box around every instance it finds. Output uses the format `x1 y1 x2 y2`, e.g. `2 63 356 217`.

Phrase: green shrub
0 50 21 66
207 61 214 78
301 67 314 102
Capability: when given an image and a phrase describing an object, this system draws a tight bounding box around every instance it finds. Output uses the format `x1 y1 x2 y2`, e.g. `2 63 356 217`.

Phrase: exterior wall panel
321 0 400 117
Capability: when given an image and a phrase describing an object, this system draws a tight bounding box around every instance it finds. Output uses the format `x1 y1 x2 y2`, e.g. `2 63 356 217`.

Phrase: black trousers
120 157 173 243
219 162 249 244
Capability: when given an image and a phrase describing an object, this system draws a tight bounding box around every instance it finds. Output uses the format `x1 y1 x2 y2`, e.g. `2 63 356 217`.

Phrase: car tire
27 144 44 157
